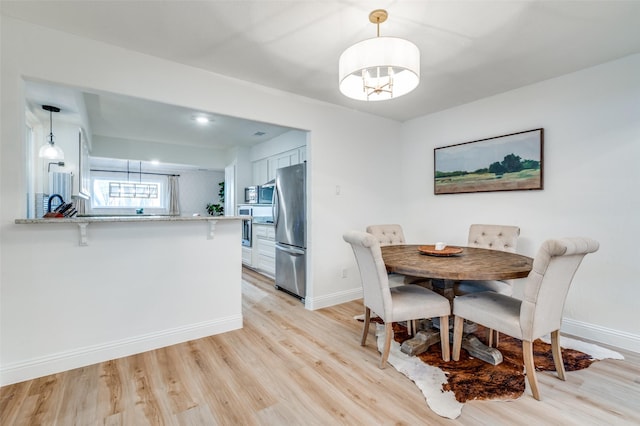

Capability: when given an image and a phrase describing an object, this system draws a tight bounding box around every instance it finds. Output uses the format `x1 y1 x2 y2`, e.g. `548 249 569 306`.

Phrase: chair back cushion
365 224 406 246
468 224 520 253
343 231 392 320
520 237 599 340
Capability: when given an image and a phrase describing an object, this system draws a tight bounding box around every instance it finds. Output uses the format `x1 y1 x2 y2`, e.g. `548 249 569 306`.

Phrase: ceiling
5 1 640 133
24 80 296 152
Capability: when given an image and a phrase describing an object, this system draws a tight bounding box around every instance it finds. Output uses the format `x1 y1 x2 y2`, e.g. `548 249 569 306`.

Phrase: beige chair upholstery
366 224 427 289
365 224 406 246
452 237 599 400
455 224 521 295
343 230 451 367
366 224 407 288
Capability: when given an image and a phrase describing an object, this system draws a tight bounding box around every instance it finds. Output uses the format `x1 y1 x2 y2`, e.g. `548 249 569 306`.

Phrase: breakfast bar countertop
15 215 250 224
15 215 250 246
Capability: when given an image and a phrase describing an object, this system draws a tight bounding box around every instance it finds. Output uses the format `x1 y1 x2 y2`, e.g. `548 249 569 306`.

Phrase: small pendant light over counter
38 105 64 160
338 9 420 101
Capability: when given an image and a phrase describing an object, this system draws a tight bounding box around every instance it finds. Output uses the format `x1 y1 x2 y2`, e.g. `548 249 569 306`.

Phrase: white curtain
49 171 72 202
168 175 180 216
75 197 86 216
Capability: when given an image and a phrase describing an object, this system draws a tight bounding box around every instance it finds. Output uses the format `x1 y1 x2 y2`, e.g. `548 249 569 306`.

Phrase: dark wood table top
381 245 533 281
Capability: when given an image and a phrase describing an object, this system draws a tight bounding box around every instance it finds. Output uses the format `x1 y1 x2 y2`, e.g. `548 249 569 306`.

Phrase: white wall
178 170 225 216
399 54 640 352
1 17 401 382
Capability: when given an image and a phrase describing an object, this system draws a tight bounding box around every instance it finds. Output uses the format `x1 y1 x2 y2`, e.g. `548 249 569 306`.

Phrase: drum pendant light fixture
38 105 64 159
339 9 420 101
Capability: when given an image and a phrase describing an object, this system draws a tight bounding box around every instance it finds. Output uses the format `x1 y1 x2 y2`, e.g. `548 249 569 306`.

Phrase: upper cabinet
252 158 269 186
253 146 306 185
267 148 299 182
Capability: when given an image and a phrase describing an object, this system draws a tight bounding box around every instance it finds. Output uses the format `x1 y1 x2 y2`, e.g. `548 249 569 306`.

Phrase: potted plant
206 181 225 216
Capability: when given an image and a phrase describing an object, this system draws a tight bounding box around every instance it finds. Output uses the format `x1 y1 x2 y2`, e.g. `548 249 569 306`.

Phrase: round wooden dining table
381 245 533 283
381 244 533 364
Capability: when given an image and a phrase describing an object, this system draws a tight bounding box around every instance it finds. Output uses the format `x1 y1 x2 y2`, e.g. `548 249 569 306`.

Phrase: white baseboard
306 287 362 310
307 290 640 354
0 315 242 386
562 317 639 354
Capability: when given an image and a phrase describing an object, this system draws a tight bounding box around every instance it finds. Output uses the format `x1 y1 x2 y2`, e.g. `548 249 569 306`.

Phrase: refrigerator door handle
273 185 280 226
275 243 305 256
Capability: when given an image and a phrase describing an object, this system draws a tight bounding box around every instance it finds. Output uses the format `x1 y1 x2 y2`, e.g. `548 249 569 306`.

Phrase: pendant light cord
48 108 54 145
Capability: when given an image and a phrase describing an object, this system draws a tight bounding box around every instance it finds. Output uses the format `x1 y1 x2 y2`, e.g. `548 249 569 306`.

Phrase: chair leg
487 329 501 348
440 315 450 361
551 330 566 381
523 340 541 400
406 319 413 336
360 307 371 346
452 316 464 361
380 322 393 369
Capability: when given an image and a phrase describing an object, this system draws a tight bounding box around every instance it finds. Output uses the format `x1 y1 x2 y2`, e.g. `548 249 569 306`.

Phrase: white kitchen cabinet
242 246 252 265
252 158 268 186
253 224 276 277
267 148 300 181
252 146 306 185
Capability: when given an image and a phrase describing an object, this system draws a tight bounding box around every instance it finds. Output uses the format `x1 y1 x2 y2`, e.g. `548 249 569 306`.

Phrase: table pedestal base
460 334 503 365
399 277 506 365
400 329 441 356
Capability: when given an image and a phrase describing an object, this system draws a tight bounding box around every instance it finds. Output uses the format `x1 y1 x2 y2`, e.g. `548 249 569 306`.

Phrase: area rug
366 321 624 419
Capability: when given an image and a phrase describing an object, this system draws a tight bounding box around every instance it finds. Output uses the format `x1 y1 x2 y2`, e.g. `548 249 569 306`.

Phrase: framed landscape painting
434 128 543 195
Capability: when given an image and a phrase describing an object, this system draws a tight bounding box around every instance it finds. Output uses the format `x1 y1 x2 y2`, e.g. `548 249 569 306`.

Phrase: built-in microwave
244 182 275 204
245 186 258 204
258 181 275 204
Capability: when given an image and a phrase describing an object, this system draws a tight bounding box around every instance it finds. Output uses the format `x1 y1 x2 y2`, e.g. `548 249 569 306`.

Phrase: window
90 175 167 213
108 182 159 199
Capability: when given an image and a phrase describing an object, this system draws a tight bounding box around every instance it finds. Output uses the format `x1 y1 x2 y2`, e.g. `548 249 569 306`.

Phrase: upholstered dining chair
454 224 521 345
366 224 430 287
343 230 451 368
451 237 599 400
454 224 521 296
365 224 408 289
366 224 407 246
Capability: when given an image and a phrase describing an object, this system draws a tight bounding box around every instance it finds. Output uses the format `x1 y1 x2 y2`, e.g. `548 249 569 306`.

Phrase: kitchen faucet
47 194 64 213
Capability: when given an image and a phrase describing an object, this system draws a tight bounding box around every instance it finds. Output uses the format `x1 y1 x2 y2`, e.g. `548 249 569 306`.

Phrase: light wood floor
2 268 639 425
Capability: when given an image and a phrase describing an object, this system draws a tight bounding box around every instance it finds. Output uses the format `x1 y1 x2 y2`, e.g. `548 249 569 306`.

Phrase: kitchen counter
5 213 245 384
16 215 249 223
15 215 250 245
252 218 274 225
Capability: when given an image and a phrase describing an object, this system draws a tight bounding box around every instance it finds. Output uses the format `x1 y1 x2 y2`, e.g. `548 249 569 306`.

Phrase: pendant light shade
339 10 420 101
39 105 64 160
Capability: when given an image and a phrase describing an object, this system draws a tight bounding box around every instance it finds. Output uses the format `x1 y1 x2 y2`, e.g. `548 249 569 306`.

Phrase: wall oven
238 206 252 247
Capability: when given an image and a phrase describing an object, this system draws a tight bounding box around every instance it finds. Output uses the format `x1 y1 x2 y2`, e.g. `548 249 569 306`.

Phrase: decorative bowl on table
418 245 463 257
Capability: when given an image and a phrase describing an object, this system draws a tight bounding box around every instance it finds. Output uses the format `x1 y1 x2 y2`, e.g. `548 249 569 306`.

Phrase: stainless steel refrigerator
274 162 306 302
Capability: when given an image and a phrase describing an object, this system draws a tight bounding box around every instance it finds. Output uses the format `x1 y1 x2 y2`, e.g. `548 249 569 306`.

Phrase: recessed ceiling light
195 116 210 124
150 159 160 165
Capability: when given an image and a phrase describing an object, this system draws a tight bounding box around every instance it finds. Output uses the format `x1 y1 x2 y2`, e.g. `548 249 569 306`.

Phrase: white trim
307 290 640 354
562 317 640 354
306 287 362 310
0 315 242 386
